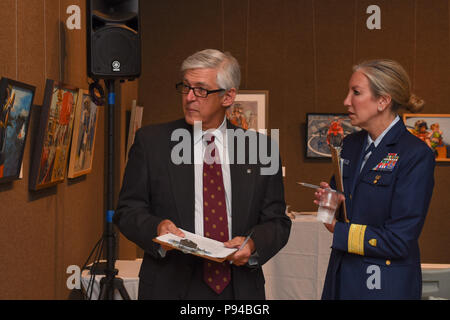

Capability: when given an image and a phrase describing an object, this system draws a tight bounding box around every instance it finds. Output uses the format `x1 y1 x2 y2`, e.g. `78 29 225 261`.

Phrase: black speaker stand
92 79 130 300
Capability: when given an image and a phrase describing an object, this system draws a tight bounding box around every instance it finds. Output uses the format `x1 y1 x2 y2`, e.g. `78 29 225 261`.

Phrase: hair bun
407 94 425 113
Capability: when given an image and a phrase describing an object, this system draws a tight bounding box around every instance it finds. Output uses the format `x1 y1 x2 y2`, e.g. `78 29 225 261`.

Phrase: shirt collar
367 115 400 148
193 116 227 146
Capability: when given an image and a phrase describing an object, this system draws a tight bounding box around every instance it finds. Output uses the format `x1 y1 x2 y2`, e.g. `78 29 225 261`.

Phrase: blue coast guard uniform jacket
322 119 435 300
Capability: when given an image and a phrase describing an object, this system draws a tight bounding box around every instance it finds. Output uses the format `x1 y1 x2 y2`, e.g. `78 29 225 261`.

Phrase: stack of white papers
155 229 237 260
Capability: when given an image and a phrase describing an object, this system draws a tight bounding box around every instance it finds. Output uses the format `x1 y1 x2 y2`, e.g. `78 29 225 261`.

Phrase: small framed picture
403 114 450 162
227 90 268 131
29 79 79 190
0 78 36 184
305 113 360 159
67 90 99 178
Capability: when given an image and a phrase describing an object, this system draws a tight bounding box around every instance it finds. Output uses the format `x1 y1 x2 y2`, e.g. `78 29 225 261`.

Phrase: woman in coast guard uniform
315 60 435 300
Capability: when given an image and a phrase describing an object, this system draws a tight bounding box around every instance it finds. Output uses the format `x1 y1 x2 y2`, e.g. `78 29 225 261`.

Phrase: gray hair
181 49 241 92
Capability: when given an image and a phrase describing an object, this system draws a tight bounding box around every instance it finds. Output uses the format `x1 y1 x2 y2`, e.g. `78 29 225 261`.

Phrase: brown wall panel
282 0 317 213
18 0 46 103
0 1 136 299
223 0 248 87
61 0 87 89
2 0 57 299
414 0 450 263
287 0 358 212
139 0 223 126
315 0 355 114
246 0 285 132
46 1 61 82
0 0 17 78
415 0 449 112
355 0 415 73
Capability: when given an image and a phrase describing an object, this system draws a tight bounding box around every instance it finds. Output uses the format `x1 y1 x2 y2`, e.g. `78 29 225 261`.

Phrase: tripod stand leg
97 275 131 300
115 278 131 300
98 277 107 300
98 275 115 300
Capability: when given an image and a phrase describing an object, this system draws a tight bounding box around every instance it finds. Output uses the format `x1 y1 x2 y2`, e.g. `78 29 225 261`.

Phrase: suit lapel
167 120 195 233
348 133 366 197
227 121 255 237
230 162 255 237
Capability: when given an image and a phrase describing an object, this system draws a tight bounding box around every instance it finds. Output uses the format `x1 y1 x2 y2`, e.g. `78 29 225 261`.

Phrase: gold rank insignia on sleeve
348 224 367 256
368 239 377 247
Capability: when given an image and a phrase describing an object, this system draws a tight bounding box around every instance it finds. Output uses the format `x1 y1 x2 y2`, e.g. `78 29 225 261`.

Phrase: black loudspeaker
87 0 141 80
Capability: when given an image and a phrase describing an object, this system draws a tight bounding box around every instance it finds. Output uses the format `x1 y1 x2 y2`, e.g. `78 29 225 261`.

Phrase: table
79 215 333 301
81 259 142 300
80 234 447 300
421 264 450 269
262 214 333 300
421 264 450 299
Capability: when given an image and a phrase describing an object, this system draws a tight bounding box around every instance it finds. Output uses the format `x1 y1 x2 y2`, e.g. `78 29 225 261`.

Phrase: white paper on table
156 229 237 259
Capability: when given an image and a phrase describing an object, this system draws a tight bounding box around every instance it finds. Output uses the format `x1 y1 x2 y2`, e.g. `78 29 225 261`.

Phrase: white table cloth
81 259 142 300
262 215 333 300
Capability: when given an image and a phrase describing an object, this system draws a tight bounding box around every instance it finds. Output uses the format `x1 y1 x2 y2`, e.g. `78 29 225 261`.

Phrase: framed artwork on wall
226 90 268 131
67 90 99 178
403 113 450 162
29 79 79 190
305 113 361 159
0 78 36 184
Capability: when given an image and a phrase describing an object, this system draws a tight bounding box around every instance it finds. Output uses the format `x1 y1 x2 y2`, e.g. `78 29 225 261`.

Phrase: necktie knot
204 134 220 163
364 143 375 156
204 133 215 145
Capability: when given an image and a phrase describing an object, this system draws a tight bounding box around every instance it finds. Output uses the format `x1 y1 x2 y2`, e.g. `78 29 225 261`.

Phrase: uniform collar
366 115 400 148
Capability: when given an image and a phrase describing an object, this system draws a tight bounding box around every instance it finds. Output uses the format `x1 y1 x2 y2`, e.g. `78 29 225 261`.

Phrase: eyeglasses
175 82 225 98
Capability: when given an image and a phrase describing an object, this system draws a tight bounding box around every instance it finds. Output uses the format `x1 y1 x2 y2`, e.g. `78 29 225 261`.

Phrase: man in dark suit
113 49 291 299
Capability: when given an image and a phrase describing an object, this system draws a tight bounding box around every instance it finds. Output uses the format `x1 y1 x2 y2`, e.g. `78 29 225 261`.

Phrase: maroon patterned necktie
202 134 231 294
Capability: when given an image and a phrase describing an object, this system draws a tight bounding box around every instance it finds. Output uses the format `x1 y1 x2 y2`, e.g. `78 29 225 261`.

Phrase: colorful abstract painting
0 78 35 183
68 91 99 178
29 80 79 190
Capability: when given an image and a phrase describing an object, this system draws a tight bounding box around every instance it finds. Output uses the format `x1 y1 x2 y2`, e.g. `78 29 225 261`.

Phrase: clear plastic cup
317 188 339 224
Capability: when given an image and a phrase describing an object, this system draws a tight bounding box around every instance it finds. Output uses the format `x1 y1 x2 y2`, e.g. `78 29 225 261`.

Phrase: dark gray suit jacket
114 118 291 299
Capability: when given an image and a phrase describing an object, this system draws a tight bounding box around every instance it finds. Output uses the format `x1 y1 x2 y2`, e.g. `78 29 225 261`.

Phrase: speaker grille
90 26 140 78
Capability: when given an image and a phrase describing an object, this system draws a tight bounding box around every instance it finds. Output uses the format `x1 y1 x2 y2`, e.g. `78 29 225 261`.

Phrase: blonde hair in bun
353 59 424 113
407 94 425 113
